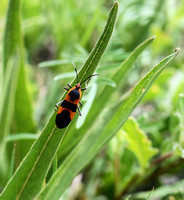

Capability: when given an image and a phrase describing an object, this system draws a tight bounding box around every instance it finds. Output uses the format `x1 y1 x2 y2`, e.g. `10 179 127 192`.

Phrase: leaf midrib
79 3 117 83
15 5 117 199
16 126 56 199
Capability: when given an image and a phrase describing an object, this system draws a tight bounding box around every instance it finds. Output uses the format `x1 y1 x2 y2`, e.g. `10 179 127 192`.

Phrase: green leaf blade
37 48 179 200
122 117 158 168
3 0 21 69
79 36 156 135
55 35 156 165
0 0 23 185
0 2 119 199
103 48 180 137
77 1 119 85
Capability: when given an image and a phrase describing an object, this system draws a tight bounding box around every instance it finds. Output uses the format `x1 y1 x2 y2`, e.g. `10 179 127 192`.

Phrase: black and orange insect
55 64 98 129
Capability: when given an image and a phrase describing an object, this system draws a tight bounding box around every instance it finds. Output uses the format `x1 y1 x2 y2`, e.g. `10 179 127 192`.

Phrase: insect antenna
72 63 79 83
80 74 98 85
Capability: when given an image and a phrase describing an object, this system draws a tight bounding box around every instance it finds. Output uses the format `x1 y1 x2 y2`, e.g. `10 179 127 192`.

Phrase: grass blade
76 1 119 85
6 133 39 142
0 2 118 199
37 48 179 200
87 36 156 124
56 35 156 164
0 0 23 185
3 0 22 69
1 0 36 172
9 144 16 179
146 187 154 200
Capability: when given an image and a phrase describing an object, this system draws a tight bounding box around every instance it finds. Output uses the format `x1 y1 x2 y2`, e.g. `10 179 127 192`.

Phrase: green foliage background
0 0 183 199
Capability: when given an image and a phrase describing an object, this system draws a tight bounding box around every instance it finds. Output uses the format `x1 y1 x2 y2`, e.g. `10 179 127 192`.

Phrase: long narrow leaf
3 0 21 69
0 0 23 185
56 35 156 164
76 1 119 85
0 2 118 199
86 35 156 125
37 48 179 200
0 58 20 184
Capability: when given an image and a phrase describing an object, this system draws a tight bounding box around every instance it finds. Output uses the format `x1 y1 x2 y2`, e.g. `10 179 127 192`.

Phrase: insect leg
81 81 88 91
55 100 63 111
67 84 72 88
64 87 69 91
72 63 79 83
76 105 82 116
79 101 82 107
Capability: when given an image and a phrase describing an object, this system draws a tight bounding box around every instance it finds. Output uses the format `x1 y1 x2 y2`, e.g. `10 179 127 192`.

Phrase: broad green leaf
0 2 118 199
109 137 138 195
37 47 179 200
121 117 158 169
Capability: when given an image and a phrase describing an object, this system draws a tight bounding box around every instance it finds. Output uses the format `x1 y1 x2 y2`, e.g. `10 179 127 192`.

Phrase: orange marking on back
57 107 76 120
57 85 82 120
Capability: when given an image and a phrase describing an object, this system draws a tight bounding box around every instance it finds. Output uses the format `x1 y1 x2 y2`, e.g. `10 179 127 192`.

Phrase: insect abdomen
55 100 78 128
55 110 71 128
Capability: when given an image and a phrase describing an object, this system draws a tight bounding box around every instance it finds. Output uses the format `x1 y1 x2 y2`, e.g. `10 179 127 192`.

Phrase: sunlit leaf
121 117 158 168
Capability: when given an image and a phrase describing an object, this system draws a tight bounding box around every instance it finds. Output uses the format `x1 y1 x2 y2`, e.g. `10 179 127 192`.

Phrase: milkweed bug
55 64 98 129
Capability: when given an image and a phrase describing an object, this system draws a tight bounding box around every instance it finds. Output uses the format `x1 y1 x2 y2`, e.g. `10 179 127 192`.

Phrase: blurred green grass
0 0 184 199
